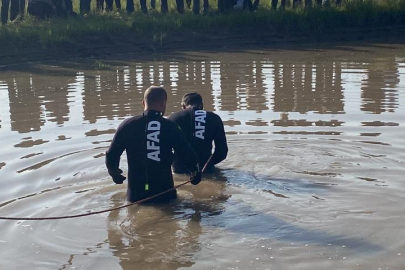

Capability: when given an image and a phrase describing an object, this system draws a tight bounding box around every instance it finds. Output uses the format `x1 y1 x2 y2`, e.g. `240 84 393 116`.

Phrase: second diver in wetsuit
169 92 228 174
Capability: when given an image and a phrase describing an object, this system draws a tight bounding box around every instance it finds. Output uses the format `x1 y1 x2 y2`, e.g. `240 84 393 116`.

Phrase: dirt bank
1 25 405 66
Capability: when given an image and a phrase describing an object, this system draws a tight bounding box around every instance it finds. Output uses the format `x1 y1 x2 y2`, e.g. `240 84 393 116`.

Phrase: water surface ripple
0 46 404 270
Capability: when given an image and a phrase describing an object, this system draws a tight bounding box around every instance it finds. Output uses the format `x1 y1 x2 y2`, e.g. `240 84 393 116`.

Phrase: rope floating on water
0 155 213 221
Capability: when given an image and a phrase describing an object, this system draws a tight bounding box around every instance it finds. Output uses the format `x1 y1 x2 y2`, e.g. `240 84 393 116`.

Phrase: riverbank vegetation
1 0 405 59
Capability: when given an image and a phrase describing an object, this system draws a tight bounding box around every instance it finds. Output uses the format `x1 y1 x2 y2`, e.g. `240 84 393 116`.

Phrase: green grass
1 0 405 52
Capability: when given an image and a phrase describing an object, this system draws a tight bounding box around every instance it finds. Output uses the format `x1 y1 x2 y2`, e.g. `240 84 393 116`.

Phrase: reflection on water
361 59 400 114
106 174 230 270
0 48 405 270
0 56 402 137
107 196 203 269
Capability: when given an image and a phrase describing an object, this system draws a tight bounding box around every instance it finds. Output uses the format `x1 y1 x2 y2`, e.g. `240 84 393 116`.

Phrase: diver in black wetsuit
105 86 202 203
169 92 228 174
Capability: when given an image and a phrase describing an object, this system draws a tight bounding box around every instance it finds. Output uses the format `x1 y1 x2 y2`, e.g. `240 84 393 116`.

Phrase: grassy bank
1 0 405 60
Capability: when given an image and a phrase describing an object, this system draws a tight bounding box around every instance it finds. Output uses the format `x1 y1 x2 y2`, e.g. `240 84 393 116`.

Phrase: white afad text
195 110 206 140
147 121 161 162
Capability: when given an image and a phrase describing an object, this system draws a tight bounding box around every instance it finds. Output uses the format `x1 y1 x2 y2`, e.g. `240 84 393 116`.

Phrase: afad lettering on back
147 121 160 162
195 110 206 140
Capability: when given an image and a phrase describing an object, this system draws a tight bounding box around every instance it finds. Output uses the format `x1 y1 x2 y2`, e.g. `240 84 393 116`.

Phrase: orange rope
0 155 213 221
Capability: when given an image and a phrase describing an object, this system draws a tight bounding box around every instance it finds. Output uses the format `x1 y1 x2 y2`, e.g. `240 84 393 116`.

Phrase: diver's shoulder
168 109 191 123
207 111 223 121
118 114 144 128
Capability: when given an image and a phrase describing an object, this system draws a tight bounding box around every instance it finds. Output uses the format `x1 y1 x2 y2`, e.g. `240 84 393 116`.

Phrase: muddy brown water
0 44 405 270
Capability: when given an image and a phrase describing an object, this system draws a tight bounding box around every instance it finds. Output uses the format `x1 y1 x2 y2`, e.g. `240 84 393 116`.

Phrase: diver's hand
190 166 202 185
110 169 126 184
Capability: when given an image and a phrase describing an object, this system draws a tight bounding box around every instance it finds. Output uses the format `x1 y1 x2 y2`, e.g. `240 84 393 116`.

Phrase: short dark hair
144 86 167 105
182 92 203 107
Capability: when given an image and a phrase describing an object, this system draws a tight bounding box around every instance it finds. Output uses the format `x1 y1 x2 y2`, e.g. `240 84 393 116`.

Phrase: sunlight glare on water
0 45 405 270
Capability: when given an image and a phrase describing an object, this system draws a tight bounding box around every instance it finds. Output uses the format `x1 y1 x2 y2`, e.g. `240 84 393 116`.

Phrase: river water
0 43 404 270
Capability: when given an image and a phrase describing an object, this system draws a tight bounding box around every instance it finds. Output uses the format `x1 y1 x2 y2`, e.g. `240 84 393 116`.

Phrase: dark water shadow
209 168 382 254
218 202 381 253
220 167 337 199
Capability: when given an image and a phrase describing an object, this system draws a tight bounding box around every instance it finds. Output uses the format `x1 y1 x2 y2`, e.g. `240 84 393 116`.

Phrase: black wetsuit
106 110 199 203
169 107 228 174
